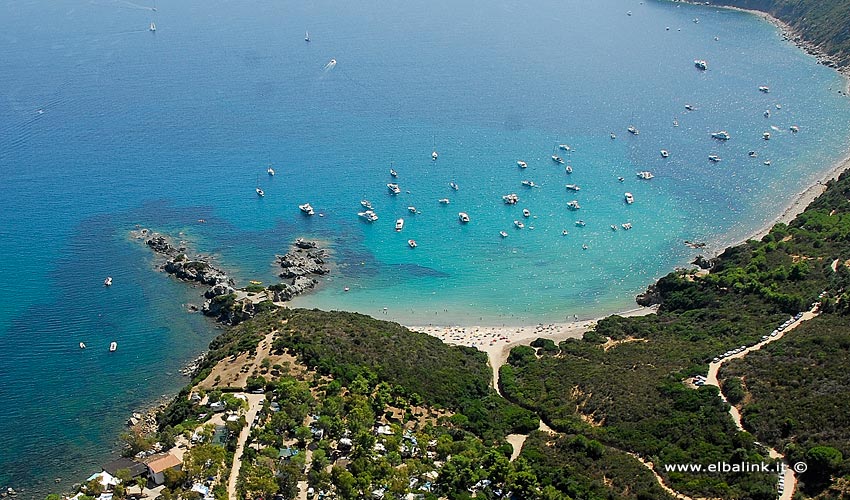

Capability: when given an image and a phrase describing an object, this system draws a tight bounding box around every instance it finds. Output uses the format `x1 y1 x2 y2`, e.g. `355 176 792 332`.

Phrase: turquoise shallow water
1 0 850 495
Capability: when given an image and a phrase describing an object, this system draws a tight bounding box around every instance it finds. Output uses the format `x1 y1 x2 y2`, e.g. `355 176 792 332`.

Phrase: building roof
102 457 147 478
146 453 182 474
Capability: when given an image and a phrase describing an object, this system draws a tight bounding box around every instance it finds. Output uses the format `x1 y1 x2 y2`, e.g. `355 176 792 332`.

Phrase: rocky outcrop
636 284 662 307
692 255 714 270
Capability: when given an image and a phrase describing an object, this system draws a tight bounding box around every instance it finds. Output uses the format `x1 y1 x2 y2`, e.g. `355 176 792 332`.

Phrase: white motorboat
103 276 113 286
408 206 417 213
708 155 721 162
565 165 573 174
387 183 401 195
438 198 450 204
514 220 525 229
521 180 536 188
685 104 695 111
256 187 264 197
763 132 771 140
660 150 669 158
559 144 571 151
458 212 470 223
622 222 632 230
395 218 404 231
522 208 530 218
79 342 86 349
551 154 564 164
790 125 799 133
748 151 758 158
764 109 771 118
759 86 770 93
624 192 634 204
711 130 731 140
149 21 156 32
299 203 315 215
611 224 618 231
628 125 639 135
358 210 379 222
361 200 373 210
109 342 117 352
694 59 707 70
567 200 581 210
408 239 417 248
610 132 616 139
636 171 654 180
305 30 310 42
764 160 772 166
618 177 625 182
449 182 459 191
575 220 586 227
499 231 508 238
502 193 519 205
390 168 398 177
267 166 275 176
565 184 580 191
517 160 527 168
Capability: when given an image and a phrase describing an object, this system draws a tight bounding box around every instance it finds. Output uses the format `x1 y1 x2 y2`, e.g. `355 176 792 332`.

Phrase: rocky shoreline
134 229 331 325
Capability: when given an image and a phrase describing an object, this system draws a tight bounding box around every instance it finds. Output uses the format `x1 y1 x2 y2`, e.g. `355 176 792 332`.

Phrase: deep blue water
2 0 850 495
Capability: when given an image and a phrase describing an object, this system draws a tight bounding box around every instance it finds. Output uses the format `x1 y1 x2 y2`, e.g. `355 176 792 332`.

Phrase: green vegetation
699 0 850 67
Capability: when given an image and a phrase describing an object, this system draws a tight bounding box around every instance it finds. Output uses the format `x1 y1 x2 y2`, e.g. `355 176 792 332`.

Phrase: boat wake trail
93 0 156 11
323 58 337 72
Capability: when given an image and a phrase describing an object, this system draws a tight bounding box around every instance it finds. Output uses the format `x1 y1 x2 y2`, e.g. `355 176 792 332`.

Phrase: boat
517 160 527 168
395 218 404 231
522 208 530 218
299 203 315 215
567 200 581 210
249 280 263 285
673 119 679 127
109 342 117 352
438 198 450 204
575 220 586 227
636 171 654 180
267 166 275 176
387 183 401 195
708 155 721 162
622 222 632 230
693 17 699 23
559 144 571 151
685 104 695 111
103 276 113 286
79 342 86 349
694 59 707 70
611 224 618 231
358 210 379 222
408 239 417 248
748 151 758 158
759 86 770 93
711 130 731 140
449 182 459 191
764 160 772 166
660 150 669 158
618 176 625 182
390 168 398 177
562 230 569 235
551 154 564 164
610 132 616 139
499 231 508 238
305 30 310 42
502 193 519 205
514 220 525 229
790 125 799 133
627 10 632 16
149 21 156 32
521 180 536 188
458 212 470 223
764 109 771 118
628 125 639 135
565 184 580 191
565 165 573 174
408 206 417 213
256 187 264 197
582 244 588 250
361 200 373 210
763 132 771 140
624 192 634 204
432 151 438 161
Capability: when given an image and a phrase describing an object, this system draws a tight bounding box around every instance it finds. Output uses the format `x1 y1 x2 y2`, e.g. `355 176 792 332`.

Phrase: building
145 453 183 485
101 457 147 481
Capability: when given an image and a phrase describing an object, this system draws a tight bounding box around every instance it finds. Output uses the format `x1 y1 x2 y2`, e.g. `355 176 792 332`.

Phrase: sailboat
431 136 438 161
267 163 275 176
305 30 310 42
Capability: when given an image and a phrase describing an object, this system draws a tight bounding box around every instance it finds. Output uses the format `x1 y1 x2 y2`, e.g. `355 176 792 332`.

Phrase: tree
184 443 227 480
120 429 154 456
295 425 312 446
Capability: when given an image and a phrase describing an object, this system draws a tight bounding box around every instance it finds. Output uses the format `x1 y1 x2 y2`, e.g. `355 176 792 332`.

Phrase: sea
2 0 850 495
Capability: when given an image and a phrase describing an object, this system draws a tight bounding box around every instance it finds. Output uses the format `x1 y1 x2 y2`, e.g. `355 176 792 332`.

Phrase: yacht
361 200 373 210
517 160 527 168
660 149 670 158
299 203 315 215
521 180 536 188
149 21 156 32
408 206 417 213
522 208 531 218
458 212 470 223
565 184 580 191
449 182 459 191
559 144 571 151
628 125 639 135
565 165 573 174
390 168 398 177
790 125 799 133
636 171 654 180
499 231 508 238
408 239 417 248
395 218 404 231
502 193 519 205
708 155 721 163
438 198 450 204
759 86 770 93
567 200 581 210
622 222 633 230
387 183 401 195
358 210 379 222
694 59 707 70
711 130 731 140
575 220 586 227
79 342 86 349
103 276 113 286
551 154 565 164
763 132 771 140
624 192 634 204
514 220 525 229
109 342 117 352
267 166 275 176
